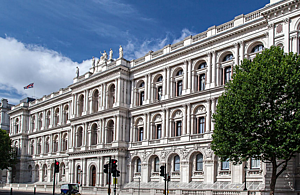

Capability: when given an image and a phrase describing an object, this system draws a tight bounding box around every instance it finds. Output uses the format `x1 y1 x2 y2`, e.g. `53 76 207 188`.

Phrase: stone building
8 0 300 194
0 98 13 184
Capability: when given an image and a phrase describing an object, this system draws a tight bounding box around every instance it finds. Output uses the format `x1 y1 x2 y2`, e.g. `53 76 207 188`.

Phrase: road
0 189 58 195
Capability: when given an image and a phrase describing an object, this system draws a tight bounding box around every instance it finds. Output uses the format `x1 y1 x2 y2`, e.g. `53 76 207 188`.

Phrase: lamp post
244 163 248 191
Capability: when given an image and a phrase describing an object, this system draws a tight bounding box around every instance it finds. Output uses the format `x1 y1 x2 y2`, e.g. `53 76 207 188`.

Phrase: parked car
60 183 81 195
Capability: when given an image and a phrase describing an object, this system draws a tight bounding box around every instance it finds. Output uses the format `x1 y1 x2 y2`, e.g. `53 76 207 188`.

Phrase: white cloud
124 28 196 59
0 37 92 105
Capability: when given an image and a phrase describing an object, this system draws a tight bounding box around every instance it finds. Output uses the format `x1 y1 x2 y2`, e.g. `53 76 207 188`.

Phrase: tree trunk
270 160 277 195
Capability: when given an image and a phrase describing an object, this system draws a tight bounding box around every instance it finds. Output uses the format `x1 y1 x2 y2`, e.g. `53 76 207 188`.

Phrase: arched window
107 120 114 143
90 166 96 186
15 118 19 134
154 157 159 172
174 155 180 171
137 81 145 106
38 113 43 130
53 135 58 152
46 111 50 128
196 154 203 171
37 139 41 154
108 85 115 108
78 95 84 117
31 116 35 132
176 70 183 76
77 165 81 184
139 82 145 88
136 158 141 172
77 127 83 147
30 141 34 155
157 76 163 82
45 137 50 153
156 124 162 139
154 75 163 101
198 62 207 69
91 124 97 145
252 44 264 53
62 134 68 151
223 54 233 62
35 165 39 182
92 90 99 113
54 108 59 127
63 105 69 124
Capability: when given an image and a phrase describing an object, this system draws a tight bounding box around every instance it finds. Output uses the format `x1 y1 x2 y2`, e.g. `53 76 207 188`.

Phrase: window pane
174 156 180 171
222 159 229 170
225 67 231 84
137 159 141 172
176 121 182 136
196 154 203 171
155 157 159 172
157 124 161 139
177 81 182 96
251 158 260 169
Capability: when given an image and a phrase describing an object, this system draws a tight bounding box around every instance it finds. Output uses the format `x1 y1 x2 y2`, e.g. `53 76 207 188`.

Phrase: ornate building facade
8 0 300 194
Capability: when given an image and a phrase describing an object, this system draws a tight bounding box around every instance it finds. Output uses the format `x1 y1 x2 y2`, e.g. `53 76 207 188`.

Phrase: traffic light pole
53 161 56 195
166 173 169 195
108 156 111 195
164 163 166 195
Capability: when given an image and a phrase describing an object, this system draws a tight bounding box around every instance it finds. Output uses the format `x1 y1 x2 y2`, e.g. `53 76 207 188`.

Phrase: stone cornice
68 147 127 158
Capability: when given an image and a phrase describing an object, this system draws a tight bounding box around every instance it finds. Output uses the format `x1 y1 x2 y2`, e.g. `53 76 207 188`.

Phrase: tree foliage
211 46 300 194
0 129 16 169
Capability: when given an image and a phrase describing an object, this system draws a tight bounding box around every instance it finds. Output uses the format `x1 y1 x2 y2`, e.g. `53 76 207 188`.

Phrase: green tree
0 129 16 169
211 46 300 195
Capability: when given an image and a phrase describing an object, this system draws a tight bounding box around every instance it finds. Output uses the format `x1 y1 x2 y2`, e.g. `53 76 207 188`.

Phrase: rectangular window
198 117 205 134
156 124 161 139
157 86 162 100
225 67 231 84
251 158 260 169
138 127 143 141
139 91 144 105
177 80 182 96
176 121 182 136
221 159 229 170
199 74 205 91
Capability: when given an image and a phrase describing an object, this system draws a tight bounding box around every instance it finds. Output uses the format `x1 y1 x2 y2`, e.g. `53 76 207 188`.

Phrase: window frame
174 155 180 172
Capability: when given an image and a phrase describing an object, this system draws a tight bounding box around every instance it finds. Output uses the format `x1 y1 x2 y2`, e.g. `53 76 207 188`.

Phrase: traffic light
111 159 117 173
167 175 170 182
160 165 165 177
116 170 120 177
54 160 59 173
104 164 109 174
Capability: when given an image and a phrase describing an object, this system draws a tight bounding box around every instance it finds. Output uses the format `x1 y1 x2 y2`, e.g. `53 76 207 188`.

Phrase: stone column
206 100 211 133
130 81 135 108
235 42 239 66
211 51 216 88
147 74 151 102
162 109 166 138
103 84 107 110
207 52 212 89
166 67 170 99
164 68 167 97
180 161 190 183
116 115 120 141
188 59 192 93
283 18 290 53
239 41 245 63
82 158 87 186
211 98 216 131
216 63 220 87
186 104 191 135
147 113 150 140
184 60 188 93
183 105 187 135
85 90 89 114
102 120 105 144
268 23 274 47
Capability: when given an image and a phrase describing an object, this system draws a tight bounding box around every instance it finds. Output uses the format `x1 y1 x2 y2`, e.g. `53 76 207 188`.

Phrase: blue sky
0 0 269 104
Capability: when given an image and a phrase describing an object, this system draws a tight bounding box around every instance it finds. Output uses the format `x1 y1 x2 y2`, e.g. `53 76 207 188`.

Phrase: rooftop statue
109 48 113 60
76 67 79 78
119 45 123 59
92 56 95 68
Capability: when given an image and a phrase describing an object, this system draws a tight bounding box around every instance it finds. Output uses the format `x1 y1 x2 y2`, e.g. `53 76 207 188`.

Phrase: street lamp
244 163 248 191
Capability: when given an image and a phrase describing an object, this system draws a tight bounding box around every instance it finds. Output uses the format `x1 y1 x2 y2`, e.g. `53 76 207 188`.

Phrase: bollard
34 187 36 194
10 188 12 195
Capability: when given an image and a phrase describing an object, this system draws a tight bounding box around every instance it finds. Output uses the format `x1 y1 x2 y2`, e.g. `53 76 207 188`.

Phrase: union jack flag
24 83 34 89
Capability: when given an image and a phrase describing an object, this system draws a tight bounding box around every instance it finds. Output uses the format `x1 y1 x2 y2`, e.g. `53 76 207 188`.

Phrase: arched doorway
91 166 96 186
